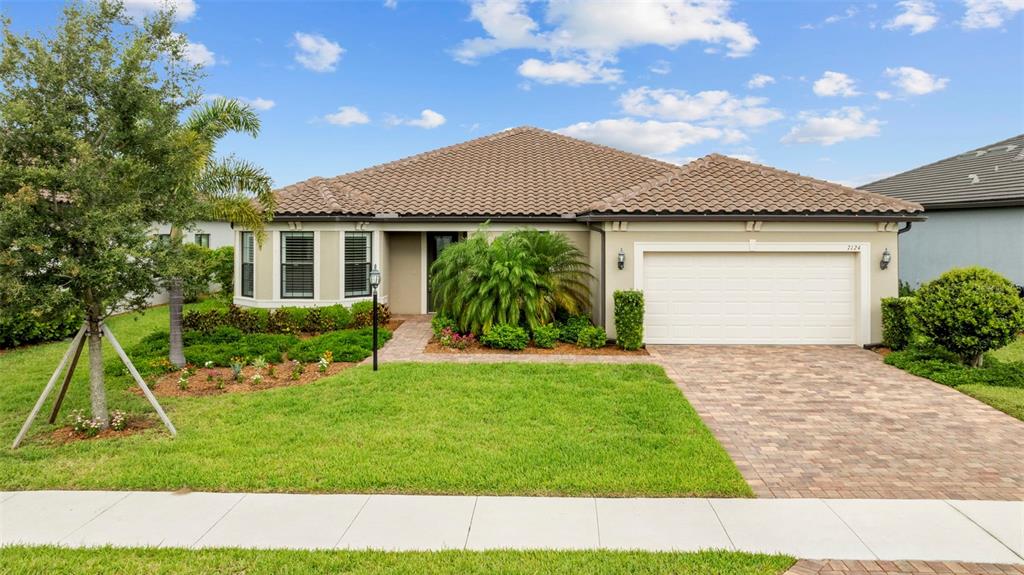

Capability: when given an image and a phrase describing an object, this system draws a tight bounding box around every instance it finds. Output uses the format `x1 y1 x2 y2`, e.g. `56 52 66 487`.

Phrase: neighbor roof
274 126 922 219
860 134 1024 210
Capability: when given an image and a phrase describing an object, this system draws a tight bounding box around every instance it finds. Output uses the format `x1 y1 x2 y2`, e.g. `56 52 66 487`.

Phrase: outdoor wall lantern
617 248 626 270
369 265 382 371
880 248 892 270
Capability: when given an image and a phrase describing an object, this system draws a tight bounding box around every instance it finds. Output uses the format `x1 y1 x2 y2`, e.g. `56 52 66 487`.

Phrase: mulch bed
425 339 649 356
138 362 357 398
49 417 155 445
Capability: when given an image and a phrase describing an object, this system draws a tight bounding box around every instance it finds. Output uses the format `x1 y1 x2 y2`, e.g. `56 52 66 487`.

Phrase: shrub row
182 304 362 335
0 297 84 349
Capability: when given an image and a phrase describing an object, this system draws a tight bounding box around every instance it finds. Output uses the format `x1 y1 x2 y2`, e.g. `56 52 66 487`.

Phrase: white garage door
642 251 857 344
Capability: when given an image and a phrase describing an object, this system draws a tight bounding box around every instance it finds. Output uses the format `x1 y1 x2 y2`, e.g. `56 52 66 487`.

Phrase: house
860 134 1024 288
233 127 922 345
148 220 234 305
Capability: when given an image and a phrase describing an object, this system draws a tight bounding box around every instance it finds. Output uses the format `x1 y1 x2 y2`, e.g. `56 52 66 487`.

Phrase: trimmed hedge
350 301 391 329
613 290 644 350
481 324 529 350
0 299 83 349
558 315 592 344
881 296 915 351
576 325 607 349
182 304 353 335
912 267 1024 366
287 327 392 363
531 324 560 349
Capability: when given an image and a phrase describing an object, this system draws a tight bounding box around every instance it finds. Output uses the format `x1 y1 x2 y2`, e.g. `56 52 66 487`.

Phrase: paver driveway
648 346 1024 500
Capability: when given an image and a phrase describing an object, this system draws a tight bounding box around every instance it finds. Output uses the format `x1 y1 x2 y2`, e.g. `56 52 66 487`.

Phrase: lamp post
369 264 382 371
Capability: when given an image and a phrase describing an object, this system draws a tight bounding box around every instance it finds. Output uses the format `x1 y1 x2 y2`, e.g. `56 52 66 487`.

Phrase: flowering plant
69 410 104 437
109 410 128 431
439 327 476 350
250 373 263 385
318 350 333 373
290 360 304 380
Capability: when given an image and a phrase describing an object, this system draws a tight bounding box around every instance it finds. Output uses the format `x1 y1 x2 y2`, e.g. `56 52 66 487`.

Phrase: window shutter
241 232 254 297
281 232 314 298
345 232 372 297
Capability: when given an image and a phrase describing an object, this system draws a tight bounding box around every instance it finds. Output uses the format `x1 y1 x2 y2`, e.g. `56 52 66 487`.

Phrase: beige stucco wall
599 221 900 343
387 232 423 315
254 232 274 300
320 231 340 301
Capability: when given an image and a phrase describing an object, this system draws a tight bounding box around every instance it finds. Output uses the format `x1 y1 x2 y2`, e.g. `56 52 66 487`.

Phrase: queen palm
164 98 275 367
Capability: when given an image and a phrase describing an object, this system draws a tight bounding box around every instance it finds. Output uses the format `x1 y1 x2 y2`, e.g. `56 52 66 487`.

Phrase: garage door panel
642 251 857 345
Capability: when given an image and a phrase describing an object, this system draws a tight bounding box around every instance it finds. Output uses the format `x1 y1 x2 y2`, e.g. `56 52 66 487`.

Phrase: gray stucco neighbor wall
899 206 1024 288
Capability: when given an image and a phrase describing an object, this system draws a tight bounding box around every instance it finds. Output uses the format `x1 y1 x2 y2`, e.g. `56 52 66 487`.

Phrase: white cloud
619 87 783 128
782 107 882 146
884 66 949 95
453 0 758 71
324 106 370 126
123 0 196 21
558 118 723 156
962 0 1024 29
747 73 775 89
240 97 275 111
885 0 940 34
812 71 860 97
388 109 447 129
293 32 344 72
802 6 858 29
183 41 216 67
517 58 621 85
649 60 672 75
875 90 893 100
384 0 398 8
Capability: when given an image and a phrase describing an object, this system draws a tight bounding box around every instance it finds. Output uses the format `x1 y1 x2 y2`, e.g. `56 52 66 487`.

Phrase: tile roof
860 133 1024 209
274 126 922 218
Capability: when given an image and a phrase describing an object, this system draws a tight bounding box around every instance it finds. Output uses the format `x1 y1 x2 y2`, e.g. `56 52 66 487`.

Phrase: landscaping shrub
613 290 644 350
305 305 352 332
183 334 298 366
885 346 1024 389
287 327 392 363
480 323 529 350
439 327 476 349
912 267 1024 366
183 304 354 335
209 246 234 301
351 301 391 328
431 314 458 337
881 296 915 351
266 307 307 334
430 227 592 335
558 314 592 344
0 295 83 349
576 325 607 349
179 243 218 303
532 324 560 349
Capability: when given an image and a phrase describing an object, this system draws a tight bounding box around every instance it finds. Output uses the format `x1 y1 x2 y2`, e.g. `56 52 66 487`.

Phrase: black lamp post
369 264 382 371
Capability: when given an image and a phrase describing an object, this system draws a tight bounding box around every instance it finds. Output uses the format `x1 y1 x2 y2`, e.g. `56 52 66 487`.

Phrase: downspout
587 223 606 330
897 222 913 235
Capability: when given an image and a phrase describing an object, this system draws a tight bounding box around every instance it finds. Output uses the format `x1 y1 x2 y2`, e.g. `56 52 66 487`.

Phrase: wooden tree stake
12 324 87 449
101 324 177 437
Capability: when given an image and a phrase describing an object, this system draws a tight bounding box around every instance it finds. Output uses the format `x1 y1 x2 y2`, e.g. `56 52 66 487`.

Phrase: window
194 233 210 248
345 231 372 297
281 231 314 299
156 233 170 244
240 232 254 298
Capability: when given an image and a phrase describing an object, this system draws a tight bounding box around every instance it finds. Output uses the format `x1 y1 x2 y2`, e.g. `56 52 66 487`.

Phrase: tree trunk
85 298 108 428
168 277 185 368
970 353 984 368
168 225 186 368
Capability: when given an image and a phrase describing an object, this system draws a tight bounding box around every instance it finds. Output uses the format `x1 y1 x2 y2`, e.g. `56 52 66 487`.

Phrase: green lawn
0 306 749 497
959 384 1024 421
991 335 1024 363
0 548 794 575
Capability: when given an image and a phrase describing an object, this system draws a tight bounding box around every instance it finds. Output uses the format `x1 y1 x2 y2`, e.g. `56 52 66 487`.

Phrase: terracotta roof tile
274 127 922 218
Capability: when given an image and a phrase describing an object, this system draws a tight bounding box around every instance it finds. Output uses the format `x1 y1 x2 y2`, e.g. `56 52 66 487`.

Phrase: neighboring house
147 220 234 305
233 127 922 345
860 134 1024 288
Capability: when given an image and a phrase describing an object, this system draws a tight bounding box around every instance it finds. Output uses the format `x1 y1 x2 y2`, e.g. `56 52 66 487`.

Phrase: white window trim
420 231 428 314
275 230 318 300
342 230 374 299
235 230 256 302
632 241 872 345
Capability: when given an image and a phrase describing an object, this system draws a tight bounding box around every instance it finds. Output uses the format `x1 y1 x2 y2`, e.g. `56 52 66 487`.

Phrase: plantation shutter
241 232 254 298
345 231 372 297
281 231 314 298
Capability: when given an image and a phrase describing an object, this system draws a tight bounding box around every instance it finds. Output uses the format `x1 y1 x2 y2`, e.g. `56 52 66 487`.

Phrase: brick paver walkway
649 345 1024 500
787 560 1024 574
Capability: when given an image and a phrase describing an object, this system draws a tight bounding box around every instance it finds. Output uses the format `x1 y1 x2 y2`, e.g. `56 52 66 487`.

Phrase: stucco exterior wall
898 206 1024 288
319 231 340 301
599 221 900 344
387 232 423 315
148 220 234 306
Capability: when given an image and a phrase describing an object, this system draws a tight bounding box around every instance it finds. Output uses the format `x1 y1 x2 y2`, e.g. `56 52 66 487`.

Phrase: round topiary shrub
912 267 1024 367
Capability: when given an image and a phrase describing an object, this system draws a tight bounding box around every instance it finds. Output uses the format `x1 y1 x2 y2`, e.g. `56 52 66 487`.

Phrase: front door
426 232 461 312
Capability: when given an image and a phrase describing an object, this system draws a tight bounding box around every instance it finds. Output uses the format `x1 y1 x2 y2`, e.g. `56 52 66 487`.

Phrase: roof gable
860 134 1024 209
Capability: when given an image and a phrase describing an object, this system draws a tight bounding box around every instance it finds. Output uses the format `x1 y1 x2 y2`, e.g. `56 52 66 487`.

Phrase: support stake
48 332 87 424
102 324 177 437
12 324 87 449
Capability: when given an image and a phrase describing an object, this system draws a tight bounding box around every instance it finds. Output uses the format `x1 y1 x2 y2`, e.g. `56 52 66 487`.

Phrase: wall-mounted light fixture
617 248 626 270
880 248 892 270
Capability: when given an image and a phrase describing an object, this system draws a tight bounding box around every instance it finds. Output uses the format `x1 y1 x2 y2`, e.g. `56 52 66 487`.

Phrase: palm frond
184 97 261 141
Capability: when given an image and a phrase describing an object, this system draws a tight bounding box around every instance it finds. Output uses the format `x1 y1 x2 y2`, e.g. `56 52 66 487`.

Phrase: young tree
162 99 274 367
0 1 199 426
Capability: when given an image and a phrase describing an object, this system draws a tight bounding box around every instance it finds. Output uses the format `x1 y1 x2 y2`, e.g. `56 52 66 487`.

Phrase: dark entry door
426 232 461 312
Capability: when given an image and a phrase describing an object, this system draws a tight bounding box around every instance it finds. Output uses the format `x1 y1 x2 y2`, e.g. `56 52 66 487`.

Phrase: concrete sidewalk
1 491 1021 563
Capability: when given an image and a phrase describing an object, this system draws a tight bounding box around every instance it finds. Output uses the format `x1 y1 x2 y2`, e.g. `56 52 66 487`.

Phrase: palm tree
165 98 275 367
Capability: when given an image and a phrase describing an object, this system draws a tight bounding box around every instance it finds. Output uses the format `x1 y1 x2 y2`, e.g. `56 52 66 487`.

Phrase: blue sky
7 0 1024 188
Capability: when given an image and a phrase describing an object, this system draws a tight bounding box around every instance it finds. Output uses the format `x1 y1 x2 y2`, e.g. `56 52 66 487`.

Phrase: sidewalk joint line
707 499 736 551
821 499 879 561
334 494 372 549
189 493 247 549
944 499 1024 562
60 491 131 543
463 496 479 550
593 498 601 547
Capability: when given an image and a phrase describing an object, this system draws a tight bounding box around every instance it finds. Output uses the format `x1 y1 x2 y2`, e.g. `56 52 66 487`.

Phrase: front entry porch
385 231 463 315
